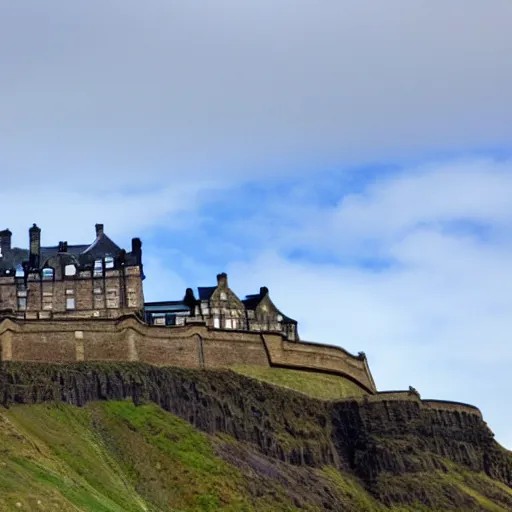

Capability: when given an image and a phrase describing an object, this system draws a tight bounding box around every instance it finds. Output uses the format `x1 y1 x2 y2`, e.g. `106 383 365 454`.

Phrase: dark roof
0 247 29 271
40 245 89 266
242 294 262 310
197 286 216 300
243 290 297 325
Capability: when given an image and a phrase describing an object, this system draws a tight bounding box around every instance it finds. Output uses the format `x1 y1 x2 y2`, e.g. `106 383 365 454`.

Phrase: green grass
0 398 509 511
231 365 367 399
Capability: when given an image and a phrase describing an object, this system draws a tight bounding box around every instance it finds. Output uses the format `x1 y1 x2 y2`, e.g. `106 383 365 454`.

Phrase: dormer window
64 264 76 276
15 265 24 278
42 268 54 280
105 256 114 269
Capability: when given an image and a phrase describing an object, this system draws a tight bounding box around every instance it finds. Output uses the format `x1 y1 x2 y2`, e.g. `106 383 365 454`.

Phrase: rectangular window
17 297 27 310
232 319 238 329
66 298 76 310
225 318 232 329
66 289 74 295
213 316 220 329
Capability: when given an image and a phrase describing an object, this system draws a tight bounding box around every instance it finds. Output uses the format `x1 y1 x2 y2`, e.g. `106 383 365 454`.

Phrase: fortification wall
0 315 375 391
262 333 376 392
0 316 483 418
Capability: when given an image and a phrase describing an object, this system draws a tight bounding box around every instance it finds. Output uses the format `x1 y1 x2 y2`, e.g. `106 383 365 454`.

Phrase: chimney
58 241 68 253
183 288 198 316
259 286 269 297
216 272 228 288
131 238 142 265
29 223 41 268
95 223 104 237
0 229 12 256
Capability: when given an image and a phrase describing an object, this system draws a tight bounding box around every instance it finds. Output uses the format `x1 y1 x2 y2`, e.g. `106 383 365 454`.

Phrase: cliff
0 361 511 511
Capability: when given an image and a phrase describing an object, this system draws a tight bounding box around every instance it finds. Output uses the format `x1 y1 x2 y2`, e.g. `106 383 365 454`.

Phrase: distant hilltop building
0 224 298 341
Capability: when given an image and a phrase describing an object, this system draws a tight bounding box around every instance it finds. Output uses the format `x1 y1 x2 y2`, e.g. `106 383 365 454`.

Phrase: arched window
65 264 76 276
42 268 54 280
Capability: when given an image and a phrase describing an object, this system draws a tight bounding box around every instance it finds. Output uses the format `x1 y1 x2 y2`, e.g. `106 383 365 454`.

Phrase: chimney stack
95 223 104 237
131 238 142 265
216 272 228 288
259 286 269 297
0 229 12 256
29 223 41 268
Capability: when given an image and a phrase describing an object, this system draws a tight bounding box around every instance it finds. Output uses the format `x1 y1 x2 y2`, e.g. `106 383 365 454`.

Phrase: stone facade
145 273 299 341
0 224 144 320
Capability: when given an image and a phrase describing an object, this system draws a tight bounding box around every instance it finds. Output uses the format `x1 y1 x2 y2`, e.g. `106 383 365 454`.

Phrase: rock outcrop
1 361 510 509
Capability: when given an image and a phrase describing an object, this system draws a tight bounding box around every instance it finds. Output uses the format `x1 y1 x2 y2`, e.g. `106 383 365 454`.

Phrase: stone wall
0 315 375 391
0 316 488 422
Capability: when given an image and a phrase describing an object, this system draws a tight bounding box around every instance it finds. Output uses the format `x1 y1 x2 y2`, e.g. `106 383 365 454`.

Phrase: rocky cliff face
1 361 511 510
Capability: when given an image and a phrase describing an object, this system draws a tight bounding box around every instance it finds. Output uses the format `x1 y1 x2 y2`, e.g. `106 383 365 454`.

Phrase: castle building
0 224 144 319
1 224 298 340
145 274 299 341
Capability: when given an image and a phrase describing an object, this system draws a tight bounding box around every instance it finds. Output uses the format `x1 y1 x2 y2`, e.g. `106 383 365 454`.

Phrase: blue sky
1 1 512 449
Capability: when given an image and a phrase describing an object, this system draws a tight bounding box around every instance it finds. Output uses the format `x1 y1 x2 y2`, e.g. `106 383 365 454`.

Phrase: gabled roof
197 286 217 301
243 288 297 325
80 233 122 261
242 294 262 310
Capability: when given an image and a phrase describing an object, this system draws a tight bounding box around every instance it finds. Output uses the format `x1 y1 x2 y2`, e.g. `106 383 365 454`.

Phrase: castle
0 223 298 341
0 224 485 419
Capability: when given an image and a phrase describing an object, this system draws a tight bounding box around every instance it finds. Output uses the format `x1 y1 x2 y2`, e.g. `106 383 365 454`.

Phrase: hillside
0 362 510 511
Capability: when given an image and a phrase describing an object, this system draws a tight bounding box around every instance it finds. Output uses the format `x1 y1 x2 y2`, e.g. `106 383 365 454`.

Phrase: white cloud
220 158 512 449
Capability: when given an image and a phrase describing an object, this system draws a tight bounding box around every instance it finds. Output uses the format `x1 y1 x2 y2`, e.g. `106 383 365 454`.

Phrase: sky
1 2 512 448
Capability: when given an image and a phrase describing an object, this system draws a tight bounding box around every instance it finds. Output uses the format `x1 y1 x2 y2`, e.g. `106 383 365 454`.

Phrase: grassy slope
0 401 510 511
0 368 509 511
230 366 367 399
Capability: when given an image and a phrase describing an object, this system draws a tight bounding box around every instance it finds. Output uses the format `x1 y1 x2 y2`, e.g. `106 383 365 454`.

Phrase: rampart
0 315 484 418
0 315 377 393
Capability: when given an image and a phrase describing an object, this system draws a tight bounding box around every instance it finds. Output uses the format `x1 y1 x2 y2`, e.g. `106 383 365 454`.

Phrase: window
153 316 166 326
42 268 54 280
93 259 103 277
225 318 232 329
105 256 115 269
64 264 76 276
17 297 27 310
66 289 74 295
232 319 238 329
15 265 24 278
219 291 227 301
93 287 102 295
213 316 220 329
66 297 76 310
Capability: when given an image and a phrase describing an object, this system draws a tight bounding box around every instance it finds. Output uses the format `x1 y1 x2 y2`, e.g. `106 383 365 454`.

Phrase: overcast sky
1 2 511 448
